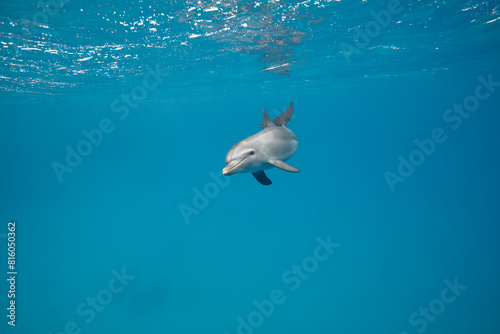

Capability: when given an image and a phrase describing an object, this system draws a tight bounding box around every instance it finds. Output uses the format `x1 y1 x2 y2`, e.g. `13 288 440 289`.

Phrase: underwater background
1 1 500 333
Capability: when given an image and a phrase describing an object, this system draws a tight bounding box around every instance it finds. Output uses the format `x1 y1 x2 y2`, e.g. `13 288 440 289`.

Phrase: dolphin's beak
222 158 245 175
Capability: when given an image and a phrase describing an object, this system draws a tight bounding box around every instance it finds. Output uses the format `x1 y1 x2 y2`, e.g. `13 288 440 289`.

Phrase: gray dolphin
222 102 299 185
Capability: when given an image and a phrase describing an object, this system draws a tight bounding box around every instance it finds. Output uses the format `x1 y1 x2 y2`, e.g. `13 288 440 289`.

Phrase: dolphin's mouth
222 158 246 175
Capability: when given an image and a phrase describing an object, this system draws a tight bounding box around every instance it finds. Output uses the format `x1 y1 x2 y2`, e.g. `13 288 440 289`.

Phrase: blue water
1 1 500 333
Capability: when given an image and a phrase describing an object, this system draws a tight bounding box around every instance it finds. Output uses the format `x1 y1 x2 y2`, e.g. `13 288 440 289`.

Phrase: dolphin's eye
249 150 255 155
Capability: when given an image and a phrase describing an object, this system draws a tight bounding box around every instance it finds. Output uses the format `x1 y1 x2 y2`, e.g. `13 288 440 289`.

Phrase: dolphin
222 102 299 185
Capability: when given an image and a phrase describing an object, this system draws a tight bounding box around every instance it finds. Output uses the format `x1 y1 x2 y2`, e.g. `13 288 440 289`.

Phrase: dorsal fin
275 102 294 127
259 102 294 128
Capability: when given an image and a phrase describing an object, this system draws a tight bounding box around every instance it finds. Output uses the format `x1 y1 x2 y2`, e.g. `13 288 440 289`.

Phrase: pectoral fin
252 171 272 185
269 160 300 173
